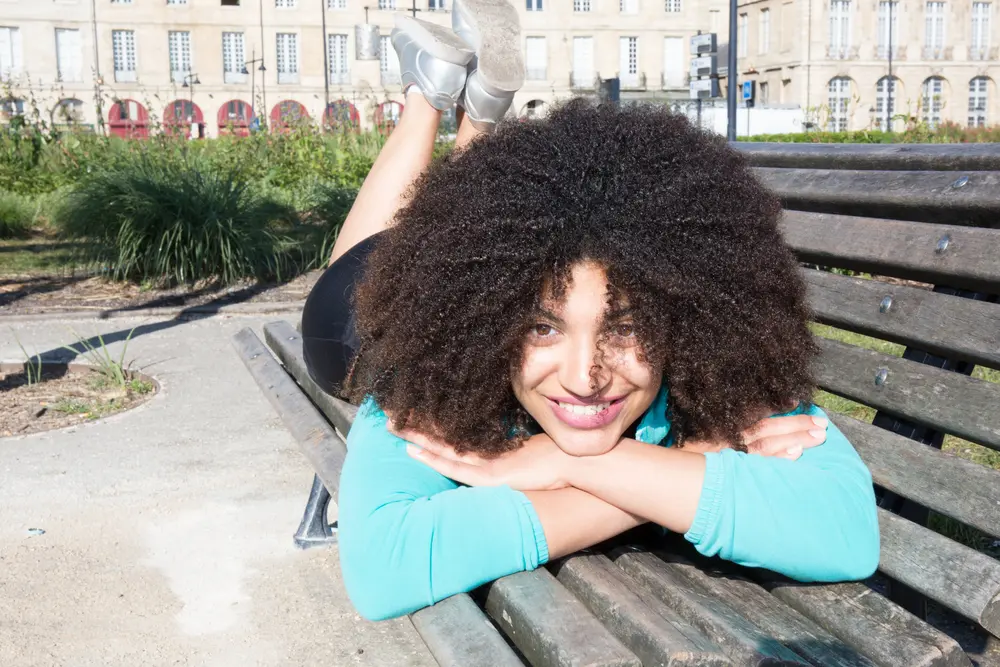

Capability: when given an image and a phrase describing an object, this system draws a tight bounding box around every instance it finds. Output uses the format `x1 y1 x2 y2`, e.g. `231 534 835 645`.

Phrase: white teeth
557 401 611 416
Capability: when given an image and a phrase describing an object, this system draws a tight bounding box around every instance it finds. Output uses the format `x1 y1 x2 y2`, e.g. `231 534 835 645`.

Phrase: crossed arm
337 401 880 621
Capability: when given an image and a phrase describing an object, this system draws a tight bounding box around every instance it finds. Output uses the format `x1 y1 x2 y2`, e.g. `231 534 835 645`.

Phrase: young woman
300 3 880 623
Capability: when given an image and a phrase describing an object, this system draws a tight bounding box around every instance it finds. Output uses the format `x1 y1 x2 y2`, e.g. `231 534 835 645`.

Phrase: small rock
26 528 45 536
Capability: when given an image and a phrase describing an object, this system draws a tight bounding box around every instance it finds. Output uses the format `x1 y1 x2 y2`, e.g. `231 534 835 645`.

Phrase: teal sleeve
337 399 550 621
684 405 881 582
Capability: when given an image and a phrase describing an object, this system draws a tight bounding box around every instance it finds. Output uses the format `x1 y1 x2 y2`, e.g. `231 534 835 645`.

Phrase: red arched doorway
374 100 404 134
324 100 360 131
108 99 149 139
218 100 254 137
270 100 309 130
163 99 204 138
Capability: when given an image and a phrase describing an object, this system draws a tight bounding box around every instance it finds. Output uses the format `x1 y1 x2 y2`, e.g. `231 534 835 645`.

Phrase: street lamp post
182 72 201 136
242 52 266 125
886 0 894 132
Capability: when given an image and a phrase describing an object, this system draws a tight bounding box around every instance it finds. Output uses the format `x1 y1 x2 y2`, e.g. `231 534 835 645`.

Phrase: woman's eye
612 323 635 338
531 323 556 337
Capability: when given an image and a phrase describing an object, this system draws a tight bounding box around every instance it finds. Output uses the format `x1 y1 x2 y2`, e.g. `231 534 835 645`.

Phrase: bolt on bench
235 143 1000 666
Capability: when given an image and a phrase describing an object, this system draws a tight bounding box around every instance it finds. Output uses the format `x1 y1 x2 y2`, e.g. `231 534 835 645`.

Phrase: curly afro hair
347 99 816 457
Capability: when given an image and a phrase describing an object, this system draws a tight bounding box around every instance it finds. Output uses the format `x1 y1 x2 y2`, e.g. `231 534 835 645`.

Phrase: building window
662 35 684 88
110 0 133 4
327 33 349 84
738 13 748 57
168 31 192 83
574 0 592 12
619 36 639 86
827 76 850 130
429 0 447 9
969 76 988 126
525 36 547 80
276 33 299 83
276 0 297 7
0 27 23 80
924 1 946 58
665 0 681 12
921 76 944 127
526 0 543 9
759 81 769 104
759 9 770 53
877 1 899 58
112 29 137 82
971 2 991 58
572 36 594 87
378 0 397 8
829 0 851 58
55 28 83 82
167 0 188 4
380 34 400 85
875 76 898 129
221 0 241 5
222 31 246 83
620 0 638 13
328 0 347 8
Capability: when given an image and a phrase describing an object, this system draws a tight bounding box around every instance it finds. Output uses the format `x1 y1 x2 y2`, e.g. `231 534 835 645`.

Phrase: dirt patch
0 271 323 315
0 364 157 437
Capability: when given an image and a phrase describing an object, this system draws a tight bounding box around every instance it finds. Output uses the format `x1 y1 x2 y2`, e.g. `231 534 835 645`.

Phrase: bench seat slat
656 553 877 667
756 168 1000 227
803 269 1000 370
611 550 812 666
751 575 972 667
484 568 642 667
781 212 1000 293
410 595 525 667
817 338 1000 452
553 553 733 667
877 508 1000 636
739 143 1000 171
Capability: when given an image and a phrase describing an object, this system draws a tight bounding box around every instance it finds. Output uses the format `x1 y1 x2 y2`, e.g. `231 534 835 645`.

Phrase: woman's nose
559 339 610 396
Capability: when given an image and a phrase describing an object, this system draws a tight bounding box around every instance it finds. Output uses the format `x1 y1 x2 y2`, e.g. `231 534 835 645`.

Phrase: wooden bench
234 142 1000 667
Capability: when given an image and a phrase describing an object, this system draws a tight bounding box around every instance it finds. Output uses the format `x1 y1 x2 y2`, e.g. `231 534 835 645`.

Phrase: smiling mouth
545 396 627 428
554 400 613 416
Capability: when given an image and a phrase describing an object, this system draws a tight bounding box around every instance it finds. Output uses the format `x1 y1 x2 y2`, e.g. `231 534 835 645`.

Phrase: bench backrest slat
815 337 1000 452
804 269 1000 370
738 143 1000 171
782 212 1000 293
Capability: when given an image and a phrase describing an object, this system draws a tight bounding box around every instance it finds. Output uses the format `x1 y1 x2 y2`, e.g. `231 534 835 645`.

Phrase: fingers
406 444 495 486
746 428 827 460
743 414 828 442
387 420 486 465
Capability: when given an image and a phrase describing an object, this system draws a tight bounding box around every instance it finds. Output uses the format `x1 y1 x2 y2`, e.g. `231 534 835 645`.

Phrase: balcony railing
875 45 905 59
223 71 247 84
381 70 401 87
570 73 597 90
619 72 646 90
922 46 951 60
969 46 997 60
277 71 300 84
661 72 686 90
826 45 858 60
115 69 137 83
329 71 350 85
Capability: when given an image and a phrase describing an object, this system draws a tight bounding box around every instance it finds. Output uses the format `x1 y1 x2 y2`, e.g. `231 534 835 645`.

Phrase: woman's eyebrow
535 308 565 325
605 306 635 320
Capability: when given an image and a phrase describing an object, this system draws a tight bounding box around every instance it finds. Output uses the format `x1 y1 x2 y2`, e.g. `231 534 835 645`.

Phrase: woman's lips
546 396 626 429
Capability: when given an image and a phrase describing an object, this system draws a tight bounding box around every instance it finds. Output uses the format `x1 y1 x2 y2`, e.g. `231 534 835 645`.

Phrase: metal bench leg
294 473 339 549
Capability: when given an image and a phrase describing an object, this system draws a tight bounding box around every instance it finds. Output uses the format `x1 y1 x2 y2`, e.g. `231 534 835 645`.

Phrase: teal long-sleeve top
337 388 881 621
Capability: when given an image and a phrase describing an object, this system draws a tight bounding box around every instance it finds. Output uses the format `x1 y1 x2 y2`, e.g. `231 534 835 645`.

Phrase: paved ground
0 314 436 667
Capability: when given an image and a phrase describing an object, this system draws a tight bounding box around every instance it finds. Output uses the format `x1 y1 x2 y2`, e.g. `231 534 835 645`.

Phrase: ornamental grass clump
0 192 34 238
57 151 297 285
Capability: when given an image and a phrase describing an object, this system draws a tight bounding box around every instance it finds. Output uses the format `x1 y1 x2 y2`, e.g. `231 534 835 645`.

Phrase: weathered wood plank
816 338 1000 452
739 143 1000 172
877 508 1000 636
831 414 1000 538
610 549 811 666
484 568 641 667
410 594 525 667
655 553 876 667
263 320 359 437
756 168 1000 227
552 552 733 667
781 212 1000 293
803 269 1000 370
751 575 972 667
232 327 346 496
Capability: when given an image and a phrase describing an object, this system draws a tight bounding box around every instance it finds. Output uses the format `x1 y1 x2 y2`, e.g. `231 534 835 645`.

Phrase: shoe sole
453 0 524 94
394 14 474 65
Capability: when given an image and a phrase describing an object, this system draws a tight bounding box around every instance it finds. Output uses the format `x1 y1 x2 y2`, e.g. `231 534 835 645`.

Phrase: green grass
0 235 93 275
812 323 1000 552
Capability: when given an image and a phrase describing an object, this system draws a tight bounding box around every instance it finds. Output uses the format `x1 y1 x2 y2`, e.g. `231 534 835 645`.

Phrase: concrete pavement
0 314 436 667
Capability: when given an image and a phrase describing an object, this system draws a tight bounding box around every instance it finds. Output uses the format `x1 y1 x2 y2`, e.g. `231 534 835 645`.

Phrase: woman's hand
682 413 829 460
390 424 572 491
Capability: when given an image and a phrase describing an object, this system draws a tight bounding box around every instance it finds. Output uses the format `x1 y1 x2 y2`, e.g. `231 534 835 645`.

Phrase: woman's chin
549 426 623 457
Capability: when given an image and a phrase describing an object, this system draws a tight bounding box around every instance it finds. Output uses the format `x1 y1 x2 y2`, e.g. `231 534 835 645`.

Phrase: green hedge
743 121 1000 144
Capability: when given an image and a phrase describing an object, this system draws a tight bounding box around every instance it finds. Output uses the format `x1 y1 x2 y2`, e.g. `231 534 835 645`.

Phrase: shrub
57 150 298 285
0 192 35 238
299 182 358 270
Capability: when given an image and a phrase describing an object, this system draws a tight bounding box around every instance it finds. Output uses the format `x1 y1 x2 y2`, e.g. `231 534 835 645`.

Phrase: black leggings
301 232 382 395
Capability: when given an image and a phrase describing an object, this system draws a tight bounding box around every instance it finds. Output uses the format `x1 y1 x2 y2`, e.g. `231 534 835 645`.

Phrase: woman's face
511 261 662 457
